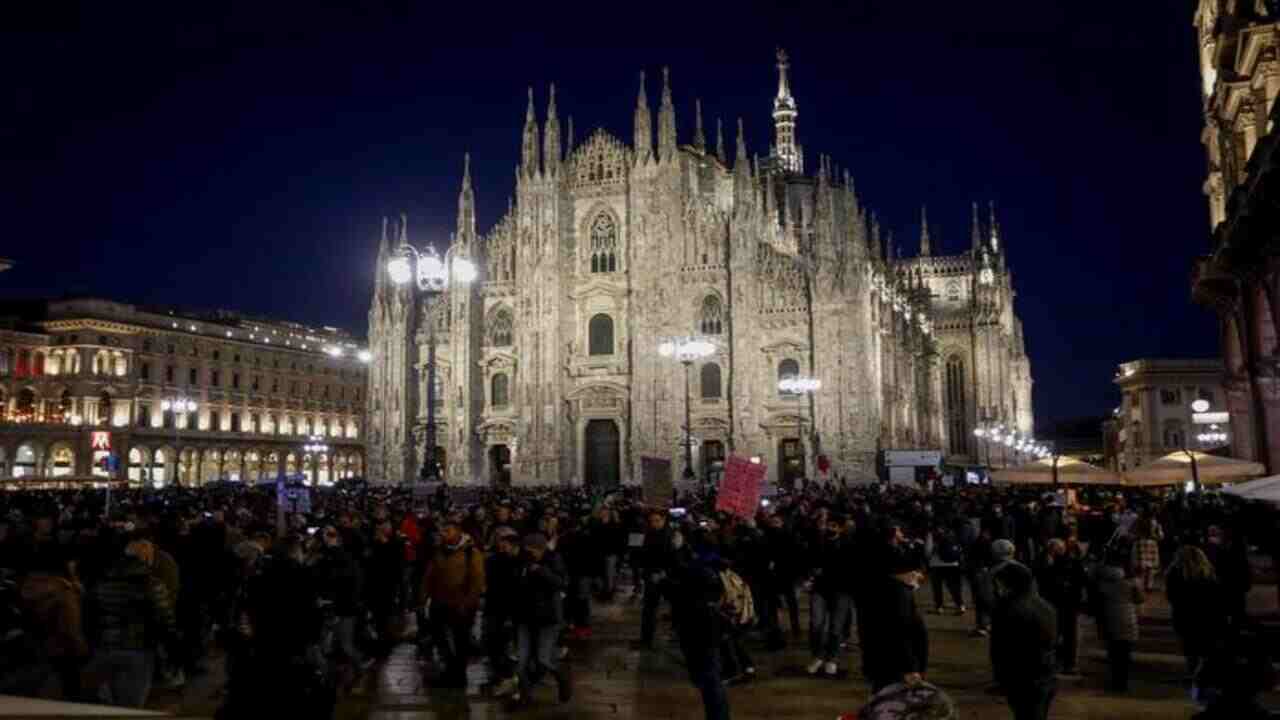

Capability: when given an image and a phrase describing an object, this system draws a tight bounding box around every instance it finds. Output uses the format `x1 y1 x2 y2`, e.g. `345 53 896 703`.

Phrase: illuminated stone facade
367 53 1034 487
0 298 366 484
1191 1 1280 472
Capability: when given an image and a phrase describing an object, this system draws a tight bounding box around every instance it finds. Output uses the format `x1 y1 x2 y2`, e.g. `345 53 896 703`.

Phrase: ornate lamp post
658 336 717 482
160 396 197 486
304 434 330 485
778 374 822 475
387 238 477 484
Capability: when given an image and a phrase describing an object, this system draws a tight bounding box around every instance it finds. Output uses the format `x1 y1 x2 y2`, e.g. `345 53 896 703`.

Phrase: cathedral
366 51 1034 487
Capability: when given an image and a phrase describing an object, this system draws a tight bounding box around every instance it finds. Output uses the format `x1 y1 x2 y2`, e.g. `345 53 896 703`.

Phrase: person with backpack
421 518 486 688
1086 548 1144 693
926 527 965 615
990 562 1058 720
714 555 756 684
806 512 855 677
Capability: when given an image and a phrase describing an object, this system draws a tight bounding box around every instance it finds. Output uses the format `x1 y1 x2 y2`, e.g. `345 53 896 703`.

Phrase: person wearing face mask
421 518 486 688
990 562 1057 720
313 524 368 673
483 529 522 697
861 551 929 694
508 533 571 707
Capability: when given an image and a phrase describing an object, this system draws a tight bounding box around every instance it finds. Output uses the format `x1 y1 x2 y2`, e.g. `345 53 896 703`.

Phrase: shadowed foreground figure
991 562 1057 720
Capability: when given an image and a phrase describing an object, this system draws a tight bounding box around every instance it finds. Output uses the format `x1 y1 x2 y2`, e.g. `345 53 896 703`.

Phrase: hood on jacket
993 562 1034 599
21 573 78 608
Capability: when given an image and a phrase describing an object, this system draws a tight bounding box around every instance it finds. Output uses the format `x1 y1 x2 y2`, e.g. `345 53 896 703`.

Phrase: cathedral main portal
583 419 620 490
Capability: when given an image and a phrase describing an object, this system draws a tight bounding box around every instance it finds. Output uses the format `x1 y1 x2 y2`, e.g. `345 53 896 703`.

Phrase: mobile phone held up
307 527 318 535
668 507 687 517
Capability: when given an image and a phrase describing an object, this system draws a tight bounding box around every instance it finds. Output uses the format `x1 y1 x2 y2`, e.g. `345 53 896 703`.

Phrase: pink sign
716 455 767 519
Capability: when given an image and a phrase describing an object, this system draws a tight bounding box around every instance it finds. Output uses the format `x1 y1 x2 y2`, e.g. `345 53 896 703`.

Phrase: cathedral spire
988 200 1001 253
457 153 476 243
658 66 677 162
543 84 560 176
715 117 726 164
870 212 882 260
735 118 749 175
521 87 540 178
566 115 575 158
693 98 706 152
920 205 932 257
633 71 652 164
375 216 390 296
772 48 801 174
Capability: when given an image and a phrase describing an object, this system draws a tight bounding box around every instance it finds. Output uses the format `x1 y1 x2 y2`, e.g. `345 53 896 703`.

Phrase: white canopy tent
1219 474 1280 503
991 456 1123 486
1123 450 1265 488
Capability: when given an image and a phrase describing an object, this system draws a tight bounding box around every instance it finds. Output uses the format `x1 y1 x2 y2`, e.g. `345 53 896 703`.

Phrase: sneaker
969 627 989 638
931 607 945 615
956 605 968 615
823 661 838 676
558 646 569 660
806 658 824 675
492 676 519 697
744 667 756 681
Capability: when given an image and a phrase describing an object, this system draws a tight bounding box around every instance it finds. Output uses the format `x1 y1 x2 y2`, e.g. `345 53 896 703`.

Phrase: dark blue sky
2 1 1215 428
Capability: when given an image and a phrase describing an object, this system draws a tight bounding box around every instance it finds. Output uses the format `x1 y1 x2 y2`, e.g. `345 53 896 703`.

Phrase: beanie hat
992 539 1016 561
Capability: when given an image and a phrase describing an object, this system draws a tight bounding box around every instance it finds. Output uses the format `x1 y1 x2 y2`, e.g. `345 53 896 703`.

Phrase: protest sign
715 454 767 519
641 456 673 508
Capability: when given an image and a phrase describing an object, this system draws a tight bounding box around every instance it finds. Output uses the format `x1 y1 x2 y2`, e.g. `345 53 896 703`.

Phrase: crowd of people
0 476 1276 720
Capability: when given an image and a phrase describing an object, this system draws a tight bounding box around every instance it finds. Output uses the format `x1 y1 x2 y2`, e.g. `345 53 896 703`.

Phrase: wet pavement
147 582 1280 719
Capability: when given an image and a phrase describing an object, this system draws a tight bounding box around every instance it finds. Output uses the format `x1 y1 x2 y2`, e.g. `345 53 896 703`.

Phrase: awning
1123 450 1265 487
991 456 1123 486
1219 474 1280 503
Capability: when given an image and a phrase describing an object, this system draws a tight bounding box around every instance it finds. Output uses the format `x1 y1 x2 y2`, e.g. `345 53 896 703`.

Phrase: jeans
334 615 364 666
720 623 754 677
1006 682 1056 720
483 611 514 678
930 566 964 609
968 569 991 629
1055 608 1079 672
640 580 666 645
601 555 618 595
430 606 477 683
687 653 730 720
809 592 853 661
1105 640 1132 692
90 648 155 708
515 623 560 690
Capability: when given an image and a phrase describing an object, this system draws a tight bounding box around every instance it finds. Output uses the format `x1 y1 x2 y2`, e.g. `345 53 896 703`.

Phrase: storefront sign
91 431 111 451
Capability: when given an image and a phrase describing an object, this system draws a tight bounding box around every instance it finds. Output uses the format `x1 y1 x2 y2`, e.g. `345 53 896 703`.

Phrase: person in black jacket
991 562 1058 720
636 511 674 649
364 518 405 658
510 533 571 707
761 513 802 648
1033 539 1086 676
805 513 855 677
861 550 928 694
668 547 729 720
313 525 368 671
483 528 522 696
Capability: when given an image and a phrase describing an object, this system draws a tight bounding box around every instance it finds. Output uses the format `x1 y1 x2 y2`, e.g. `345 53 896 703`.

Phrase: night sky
3 1 1215 430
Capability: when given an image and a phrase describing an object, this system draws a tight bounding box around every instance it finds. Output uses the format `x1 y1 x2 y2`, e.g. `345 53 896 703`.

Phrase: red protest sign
715 454 767 519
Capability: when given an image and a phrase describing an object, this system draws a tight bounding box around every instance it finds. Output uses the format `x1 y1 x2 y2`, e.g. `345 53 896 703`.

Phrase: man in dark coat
510 533 571 707
1033 538 1086 675
483 528 522 696
991 562 1058 720
636 511 674 649
861 550 929 693
668 546 729 720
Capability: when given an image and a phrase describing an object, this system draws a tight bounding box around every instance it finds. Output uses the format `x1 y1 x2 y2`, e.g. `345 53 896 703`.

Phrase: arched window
777 358 800 395
589 213 618 273
1163 420 1185 449
490 309 513 347
700 363 722 400
588 314 614 356
945 354 968 455
491 373 510 408
58 389 72 423
699 295 724 335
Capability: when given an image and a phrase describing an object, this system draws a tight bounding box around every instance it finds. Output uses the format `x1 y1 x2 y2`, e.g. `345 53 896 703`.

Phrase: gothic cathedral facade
366 52 1034 487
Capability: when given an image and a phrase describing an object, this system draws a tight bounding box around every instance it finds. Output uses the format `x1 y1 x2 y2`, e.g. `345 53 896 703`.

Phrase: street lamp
160 396 198 486
658 336 717 482
303 434 330 485
778 374 822 475
387 234 477 484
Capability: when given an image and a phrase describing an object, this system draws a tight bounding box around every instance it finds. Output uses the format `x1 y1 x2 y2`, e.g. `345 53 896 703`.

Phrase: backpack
719 569 755 626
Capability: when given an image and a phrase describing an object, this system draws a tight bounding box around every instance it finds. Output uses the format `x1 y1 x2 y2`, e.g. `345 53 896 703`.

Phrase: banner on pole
716 454 767 519
641 456 673 508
